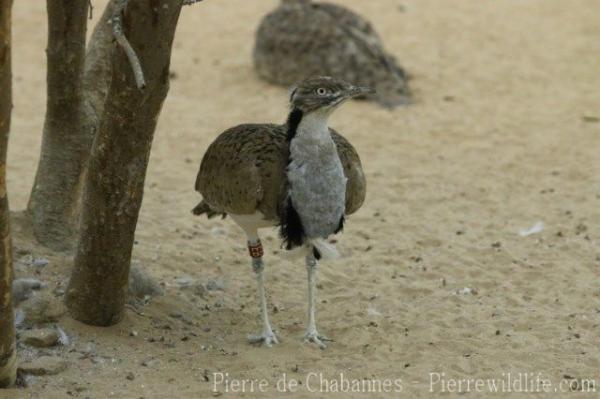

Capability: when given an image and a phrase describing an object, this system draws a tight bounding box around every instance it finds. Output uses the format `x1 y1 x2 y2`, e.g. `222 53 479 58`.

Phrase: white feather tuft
276 239 342 260
310 238 340 260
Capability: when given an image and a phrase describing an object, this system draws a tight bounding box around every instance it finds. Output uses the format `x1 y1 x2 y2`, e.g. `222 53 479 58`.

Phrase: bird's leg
246 239 279 347
303 251 332 349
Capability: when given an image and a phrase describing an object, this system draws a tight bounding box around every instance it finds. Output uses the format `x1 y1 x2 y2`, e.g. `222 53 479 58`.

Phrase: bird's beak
345 85 376 98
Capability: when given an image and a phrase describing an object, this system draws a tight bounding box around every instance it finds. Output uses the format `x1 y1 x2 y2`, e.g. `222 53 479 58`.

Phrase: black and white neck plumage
280 106 347 258
278 77 372 257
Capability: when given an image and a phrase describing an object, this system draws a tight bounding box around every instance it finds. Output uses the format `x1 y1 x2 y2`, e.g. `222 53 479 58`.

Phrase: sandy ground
2 0 600 398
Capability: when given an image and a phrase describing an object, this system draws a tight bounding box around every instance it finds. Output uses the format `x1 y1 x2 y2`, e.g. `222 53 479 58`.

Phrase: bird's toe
303 331 331 349
248 330 279 347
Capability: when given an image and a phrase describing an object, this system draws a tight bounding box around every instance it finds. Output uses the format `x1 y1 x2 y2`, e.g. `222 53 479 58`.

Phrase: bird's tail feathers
191 200 226 219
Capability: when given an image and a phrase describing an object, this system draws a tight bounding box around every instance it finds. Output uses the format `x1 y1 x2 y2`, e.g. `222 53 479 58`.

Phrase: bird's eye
316 88 327 96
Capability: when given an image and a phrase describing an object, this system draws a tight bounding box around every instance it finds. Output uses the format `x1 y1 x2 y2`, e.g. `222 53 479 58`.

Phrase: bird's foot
248 329 279 347
303 330 332 349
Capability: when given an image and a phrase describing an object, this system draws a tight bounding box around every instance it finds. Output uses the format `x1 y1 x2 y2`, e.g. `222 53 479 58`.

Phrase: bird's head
289 76 374 115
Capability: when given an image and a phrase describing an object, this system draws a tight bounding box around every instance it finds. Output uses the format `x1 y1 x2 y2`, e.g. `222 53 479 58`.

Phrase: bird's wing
195 124 288 220
330 129 366 215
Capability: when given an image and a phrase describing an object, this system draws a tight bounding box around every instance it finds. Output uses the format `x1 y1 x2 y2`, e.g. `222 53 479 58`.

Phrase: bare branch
112 0 146 90
88 0 93 19
182 0 204 5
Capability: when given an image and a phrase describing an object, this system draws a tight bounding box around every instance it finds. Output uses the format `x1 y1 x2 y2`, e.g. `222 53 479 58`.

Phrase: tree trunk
28 0 89 251
66 0 183 326
0 0 16 388
72 0 118 225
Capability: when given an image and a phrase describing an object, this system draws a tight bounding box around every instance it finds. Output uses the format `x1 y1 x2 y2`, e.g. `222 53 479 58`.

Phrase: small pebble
175 276 194 287
32 258 49 268
21 292 66 325
206 280 225 291
12 278 45 303
455 287 478 295
21 328 60 348
19 356 69 376
14 309 25 328
141 357 158 368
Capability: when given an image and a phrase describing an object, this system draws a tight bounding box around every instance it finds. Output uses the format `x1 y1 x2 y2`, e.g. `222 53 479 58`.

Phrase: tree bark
72 0 118 225
0 0 16 388
66 0 183 326
28 0 89 251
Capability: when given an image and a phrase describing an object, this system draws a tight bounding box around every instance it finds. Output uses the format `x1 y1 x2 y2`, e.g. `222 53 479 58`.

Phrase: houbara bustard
254 0 410 108
193 77 369 348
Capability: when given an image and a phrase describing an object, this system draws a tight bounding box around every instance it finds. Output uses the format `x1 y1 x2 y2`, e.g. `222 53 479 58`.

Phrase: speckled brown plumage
254 0 410 108
195 124 365 221
194 76 370 348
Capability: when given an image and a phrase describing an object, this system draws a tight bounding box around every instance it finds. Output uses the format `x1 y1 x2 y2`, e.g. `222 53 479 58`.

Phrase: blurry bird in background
193 76 368 348
254 0 410 109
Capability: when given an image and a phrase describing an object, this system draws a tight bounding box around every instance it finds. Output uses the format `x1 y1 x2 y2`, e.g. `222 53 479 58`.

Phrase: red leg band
248 241 264 259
